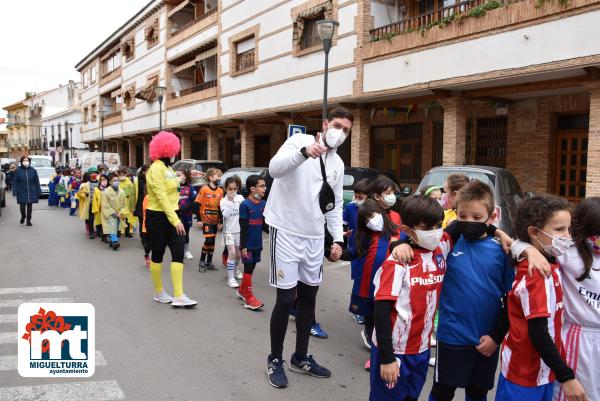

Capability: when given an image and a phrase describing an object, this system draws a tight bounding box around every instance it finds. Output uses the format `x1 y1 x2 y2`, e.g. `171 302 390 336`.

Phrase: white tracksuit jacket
264 133 345 243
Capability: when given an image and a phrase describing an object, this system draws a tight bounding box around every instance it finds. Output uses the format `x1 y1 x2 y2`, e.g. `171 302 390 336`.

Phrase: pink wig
149 131 181 160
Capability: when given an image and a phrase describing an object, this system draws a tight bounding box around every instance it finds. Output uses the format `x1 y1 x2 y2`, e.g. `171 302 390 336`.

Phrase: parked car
343 167 412 211
221 167 273 198
171 159 226 188
416 165 525 236
29 155 53 169
80 152 121 172
36 167 55 197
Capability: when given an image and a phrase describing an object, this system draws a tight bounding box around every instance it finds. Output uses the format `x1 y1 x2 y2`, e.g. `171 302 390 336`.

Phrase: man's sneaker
361 330 371 350
205 262 218 271
267 357 288 388
430 336 437 347
153 291 173 304
144 256 150 269
364 359 371 371
429 357 436 367
184 251 194 260
235 267 243 280
198 261 206 273
243 294 263 310
310 323 328 339
353 314 365 325
171 294 198 308
289 354 331 378
228 278 239 288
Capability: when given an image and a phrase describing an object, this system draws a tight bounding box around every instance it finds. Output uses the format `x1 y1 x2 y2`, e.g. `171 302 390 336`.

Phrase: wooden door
253 135 271 167
554 130 588 202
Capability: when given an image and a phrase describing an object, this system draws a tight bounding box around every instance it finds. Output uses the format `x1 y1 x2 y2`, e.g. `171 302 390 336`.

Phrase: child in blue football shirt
238 174 268 310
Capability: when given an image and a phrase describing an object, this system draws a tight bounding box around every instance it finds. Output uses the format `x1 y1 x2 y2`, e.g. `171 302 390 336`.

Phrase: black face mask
456 220 489 241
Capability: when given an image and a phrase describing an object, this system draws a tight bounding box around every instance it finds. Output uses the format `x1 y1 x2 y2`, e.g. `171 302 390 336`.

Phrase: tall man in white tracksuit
264 107 354 388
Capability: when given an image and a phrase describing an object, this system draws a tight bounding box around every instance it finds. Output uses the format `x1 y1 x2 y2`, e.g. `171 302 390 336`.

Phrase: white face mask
170 156 176 163
414 228 443 251
366 213 384 232
227 190 237 198
324 128 348 149
382 193 396 207
536 229 573 257
22 161 30 167
353 197 365 206
178 176 185 184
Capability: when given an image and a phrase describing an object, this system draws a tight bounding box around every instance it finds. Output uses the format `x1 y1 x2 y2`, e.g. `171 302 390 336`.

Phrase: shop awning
195 47 217 62
135 76 159 101
111 88 123 98
168 0 190 17
173 60 196 74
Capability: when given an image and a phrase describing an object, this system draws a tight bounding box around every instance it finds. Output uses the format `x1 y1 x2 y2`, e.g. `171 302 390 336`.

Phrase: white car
36 167 55 197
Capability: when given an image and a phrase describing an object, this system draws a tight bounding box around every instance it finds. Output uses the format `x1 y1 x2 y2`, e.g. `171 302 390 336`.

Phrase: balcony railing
369 0 494 40
104 110 122 120
236 49 255 72
172 80 217 98
170 7 218 37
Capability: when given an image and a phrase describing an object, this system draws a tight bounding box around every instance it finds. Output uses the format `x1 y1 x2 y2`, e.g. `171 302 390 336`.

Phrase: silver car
416 165 526 236
36 167 56 197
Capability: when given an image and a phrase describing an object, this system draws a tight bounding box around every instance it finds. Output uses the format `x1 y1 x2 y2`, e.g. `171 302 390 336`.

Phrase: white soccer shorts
224 232 240 246
269 226 325 289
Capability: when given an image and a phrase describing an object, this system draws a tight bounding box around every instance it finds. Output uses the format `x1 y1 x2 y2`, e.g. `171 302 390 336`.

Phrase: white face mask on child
366 213 384 232
414 228 443 251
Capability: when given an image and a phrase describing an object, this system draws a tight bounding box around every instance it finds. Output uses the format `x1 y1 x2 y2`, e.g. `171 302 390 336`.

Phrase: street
0 195 486 401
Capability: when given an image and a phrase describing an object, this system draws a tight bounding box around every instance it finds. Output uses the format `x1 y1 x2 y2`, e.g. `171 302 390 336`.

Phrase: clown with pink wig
145 131 197 307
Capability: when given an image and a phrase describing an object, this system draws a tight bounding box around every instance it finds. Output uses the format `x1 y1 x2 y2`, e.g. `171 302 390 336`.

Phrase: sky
0 0 149 116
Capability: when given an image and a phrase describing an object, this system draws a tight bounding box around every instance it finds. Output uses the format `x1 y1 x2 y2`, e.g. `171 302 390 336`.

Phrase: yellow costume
76 182 91 220
100 187 127 235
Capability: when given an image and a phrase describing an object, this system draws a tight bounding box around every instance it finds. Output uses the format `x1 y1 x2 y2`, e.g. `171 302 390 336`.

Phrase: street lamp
69 126 73 164
316 19 339 121
155 86 167 131
98 108 106 164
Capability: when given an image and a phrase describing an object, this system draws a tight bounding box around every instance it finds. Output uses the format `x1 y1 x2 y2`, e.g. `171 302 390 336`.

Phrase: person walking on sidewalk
13 156 41 226
146 131 197 308
264 107 353 388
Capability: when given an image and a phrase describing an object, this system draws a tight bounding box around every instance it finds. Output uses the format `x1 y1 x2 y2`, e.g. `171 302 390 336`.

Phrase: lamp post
155 86 166 131
316 20 339 121
98 108 106 164
69 126 73 165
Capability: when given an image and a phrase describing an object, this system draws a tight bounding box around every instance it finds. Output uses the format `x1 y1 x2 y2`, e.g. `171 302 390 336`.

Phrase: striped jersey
350 210 402 300
372 232 452 354
501 259 565 387
195 185 223 225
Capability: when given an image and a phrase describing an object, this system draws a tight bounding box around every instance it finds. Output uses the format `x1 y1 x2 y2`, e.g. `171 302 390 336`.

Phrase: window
103 50 121 75
83 71 89 88
301 13 324 50
90 104 97 122
235 36 256 72
145 18 160 47
83 107 89 124
90 65 97 84
432 121 443 167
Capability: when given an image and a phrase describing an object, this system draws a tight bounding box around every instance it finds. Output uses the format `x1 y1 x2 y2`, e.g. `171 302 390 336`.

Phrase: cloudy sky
0 0 148 115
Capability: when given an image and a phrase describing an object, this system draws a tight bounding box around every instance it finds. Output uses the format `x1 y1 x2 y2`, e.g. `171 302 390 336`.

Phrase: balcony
170 7 217 38
364 0 594 59
172 80 217 98
167 0 218 48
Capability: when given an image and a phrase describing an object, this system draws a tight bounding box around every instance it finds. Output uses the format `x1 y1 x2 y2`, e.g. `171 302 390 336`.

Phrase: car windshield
30 158 52 168
37 169 54 178
195 163 225 172
343 174 355 188
419 170 495 191
222 170 264 187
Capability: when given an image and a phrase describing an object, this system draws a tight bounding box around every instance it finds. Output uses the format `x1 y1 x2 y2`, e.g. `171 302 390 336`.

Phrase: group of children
340 172 597 401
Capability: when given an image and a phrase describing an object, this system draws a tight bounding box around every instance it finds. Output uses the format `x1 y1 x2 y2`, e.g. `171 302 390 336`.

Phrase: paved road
0 194 483 401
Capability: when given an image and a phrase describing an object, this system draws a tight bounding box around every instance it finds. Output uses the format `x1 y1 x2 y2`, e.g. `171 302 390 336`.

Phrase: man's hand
305 132 327 159
241 248 248 259
380 361 400 389
343 229 353 238
562 379 588 401
524 247 552 278
330 243 343 261
476 335 498 357
392 244 414 263
175 222 186 236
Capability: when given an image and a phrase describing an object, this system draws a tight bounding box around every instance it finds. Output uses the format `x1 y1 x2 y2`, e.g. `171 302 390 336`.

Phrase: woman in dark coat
13 156 42 226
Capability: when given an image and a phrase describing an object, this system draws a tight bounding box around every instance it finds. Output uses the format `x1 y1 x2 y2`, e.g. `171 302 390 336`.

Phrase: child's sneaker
289 354 331 378
228 278 239 288
267 357 288 388
205 262 217 271
429 357 436 367
171 294 197 308
352 314 365 325
184 251 194 260
153 291 173 304
361 330 371 350
144 256 150 269
198 261 206 272
310 323 328 339
235 267 243 280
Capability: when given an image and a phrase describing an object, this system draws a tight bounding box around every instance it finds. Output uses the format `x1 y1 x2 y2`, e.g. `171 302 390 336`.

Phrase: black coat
13 165 42 204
